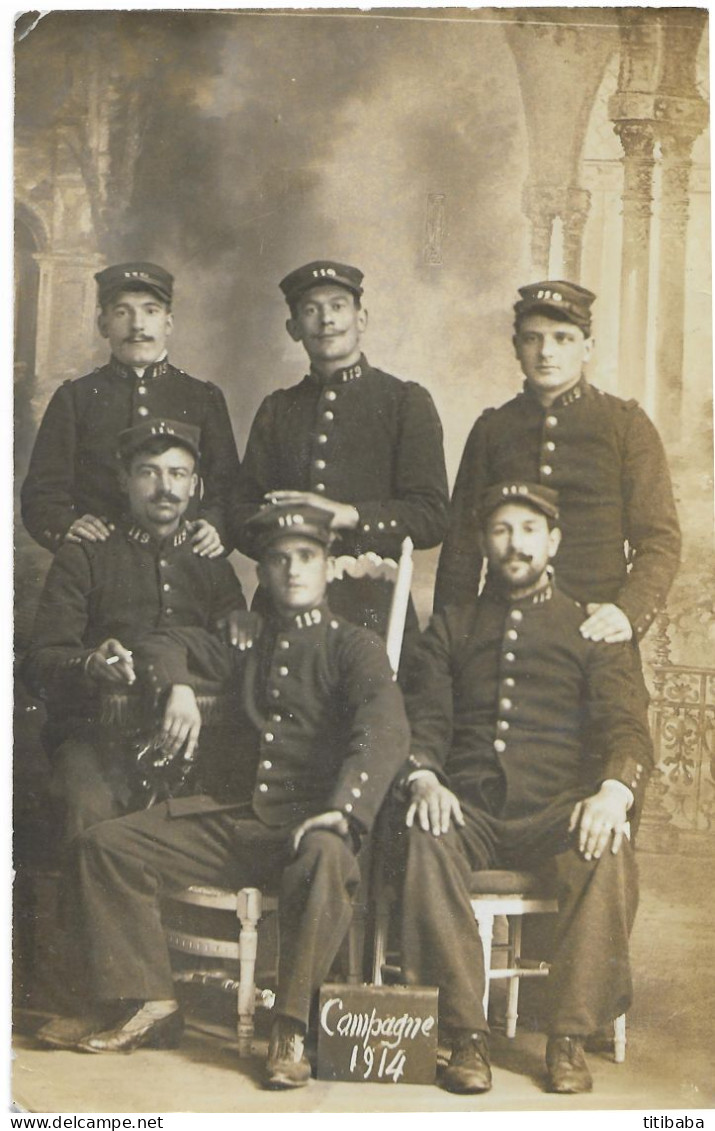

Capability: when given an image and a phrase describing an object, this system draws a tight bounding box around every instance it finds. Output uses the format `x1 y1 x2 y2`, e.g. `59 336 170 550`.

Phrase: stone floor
11 846 715 1115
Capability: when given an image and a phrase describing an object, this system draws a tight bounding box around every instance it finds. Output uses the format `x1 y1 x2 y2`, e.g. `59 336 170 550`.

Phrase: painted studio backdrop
14 3 713 1004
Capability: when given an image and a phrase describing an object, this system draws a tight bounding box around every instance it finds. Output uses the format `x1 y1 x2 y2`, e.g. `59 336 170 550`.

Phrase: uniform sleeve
616 406 681 639
197 382 242 550
583 639 654 825
133 627 236 697
20 383 80 552
326 630 410 833
209 559 248 621
352 383 449 554
433 412 491 611
396 612 456 787
21 543 95 699
228 395 278 557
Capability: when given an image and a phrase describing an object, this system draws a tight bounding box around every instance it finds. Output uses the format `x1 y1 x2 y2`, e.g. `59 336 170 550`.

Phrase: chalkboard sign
317 983 438 1085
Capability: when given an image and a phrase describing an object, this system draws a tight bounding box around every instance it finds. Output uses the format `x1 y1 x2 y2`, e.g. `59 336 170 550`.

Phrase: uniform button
510 610 523 623
163 583 171 592
344 803 353 814
377 521 385 530
165 608 173 615
262 760 272 770
137 385 147 396
506 629 518 641
505 652 516 662
359 772 369 782
351 787 361 798
545 441 555 452
258 784 268 793
317 434 328 444
270 688 280 699
505 677 516 688
137 406 149 417
315 459 326 470
330 619 339 629
325 389 337 401
279 666 289 676
265 733 274 742
390 520 397 528
315 483 326 493
545 415 558 428
541 465 553 476
279 640 290 650
498 720 510 732
494 739 506 753
272 714 282 723
363 523 371 531
500 698 513 710
636 764 643 772
323 410 334 421
159 559 168 568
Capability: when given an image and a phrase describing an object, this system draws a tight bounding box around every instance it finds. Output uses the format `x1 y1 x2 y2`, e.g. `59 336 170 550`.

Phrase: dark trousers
50 736 132 846
69 803 361 1026
398 791 639 1036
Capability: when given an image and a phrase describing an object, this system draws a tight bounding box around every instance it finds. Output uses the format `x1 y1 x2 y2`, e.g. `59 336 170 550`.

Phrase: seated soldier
35 503 410 1093
22 419 246 844
395 482 653 1095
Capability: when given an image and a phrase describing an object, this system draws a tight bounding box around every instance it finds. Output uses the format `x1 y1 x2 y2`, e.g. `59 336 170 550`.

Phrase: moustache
503 552 532 564
124 335 154 343
150 492 181 505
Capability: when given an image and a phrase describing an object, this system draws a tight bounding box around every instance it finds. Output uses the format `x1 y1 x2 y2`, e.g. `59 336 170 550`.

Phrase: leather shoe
264 1016 311 1089
442 1030 492 1094
76 1004 184 1054
35 1007 121 1051
546 1035 593 1093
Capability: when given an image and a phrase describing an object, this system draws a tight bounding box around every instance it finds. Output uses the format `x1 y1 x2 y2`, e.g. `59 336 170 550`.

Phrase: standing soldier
230 260 449 637
21 262 240 558
435 281 680 645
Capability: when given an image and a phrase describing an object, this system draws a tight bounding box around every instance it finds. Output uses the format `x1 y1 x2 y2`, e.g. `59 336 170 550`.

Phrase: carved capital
614 120 656 161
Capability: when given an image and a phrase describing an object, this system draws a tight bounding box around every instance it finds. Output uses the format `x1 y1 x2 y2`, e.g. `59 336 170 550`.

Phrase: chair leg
474 910 495 1021
235 888 263 1057
371 894 390 986
347 907 365 985
613 1013 627 1063
505 915 522 1039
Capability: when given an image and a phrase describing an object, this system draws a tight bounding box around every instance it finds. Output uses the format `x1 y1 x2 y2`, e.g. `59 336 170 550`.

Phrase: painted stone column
611 120 656 404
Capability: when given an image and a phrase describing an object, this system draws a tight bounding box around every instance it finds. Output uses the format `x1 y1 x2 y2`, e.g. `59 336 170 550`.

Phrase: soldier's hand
190 519 224 558
265 490 359 530
215 609 261 650
406 771 465 837
569 781 630 861
580 603 633 643
159 684 202 762
86 639 135 686
291 810 350 855
65 514 113 544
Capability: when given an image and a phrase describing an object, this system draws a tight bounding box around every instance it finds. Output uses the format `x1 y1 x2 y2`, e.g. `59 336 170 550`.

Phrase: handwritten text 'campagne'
320 997 435 1051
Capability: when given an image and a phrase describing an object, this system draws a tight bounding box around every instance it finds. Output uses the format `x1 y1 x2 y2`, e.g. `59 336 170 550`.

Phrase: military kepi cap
514 280 595 334
117 419 200 463
95 262 174 306
481 482 560 523
280 261 364 305
243 503 334 557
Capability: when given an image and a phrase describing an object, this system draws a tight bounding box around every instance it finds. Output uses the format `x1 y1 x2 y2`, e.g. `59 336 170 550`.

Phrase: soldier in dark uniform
396 483 652 1094
21 262 240 557
22 419 246 843
36 503 409 1092
434 281 680 645
230 260 449 637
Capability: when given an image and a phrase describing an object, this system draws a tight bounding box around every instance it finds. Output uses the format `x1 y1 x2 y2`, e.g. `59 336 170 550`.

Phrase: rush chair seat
164 538 415 1056
371 862 627 1063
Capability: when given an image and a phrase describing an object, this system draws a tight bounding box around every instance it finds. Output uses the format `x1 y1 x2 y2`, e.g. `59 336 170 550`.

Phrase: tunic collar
522 375 590 410
307 354 368 387
271 600 332 632
485 568 555 608
109 354 170 381
124 518 190 549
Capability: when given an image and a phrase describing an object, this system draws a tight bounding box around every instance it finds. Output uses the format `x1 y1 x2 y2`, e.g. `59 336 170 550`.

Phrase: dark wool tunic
403 582 653 824
134 602 410 835
229 355 449 562
22 519 245 744
21 356 240 552
434 379 681 638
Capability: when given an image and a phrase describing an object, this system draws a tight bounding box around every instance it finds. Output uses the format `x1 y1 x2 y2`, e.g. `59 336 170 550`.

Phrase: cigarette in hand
105 651 132 666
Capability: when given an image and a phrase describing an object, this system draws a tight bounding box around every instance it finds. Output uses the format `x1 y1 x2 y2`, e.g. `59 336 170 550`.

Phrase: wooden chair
164 537 415 1055
371 862 627 1062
